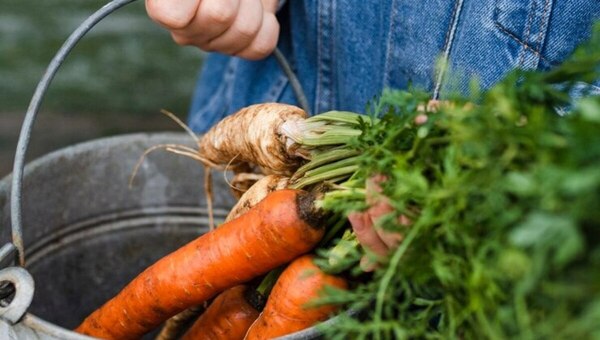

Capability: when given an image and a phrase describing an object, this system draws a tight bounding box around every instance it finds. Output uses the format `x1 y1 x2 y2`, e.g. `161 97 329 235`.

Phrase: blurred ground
0 0 204 177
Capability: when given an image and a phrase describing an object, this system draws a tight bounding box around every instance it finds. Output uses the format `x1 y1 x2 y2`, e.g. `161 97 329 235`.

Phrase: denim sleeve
187 0 600 133
187 53 295 133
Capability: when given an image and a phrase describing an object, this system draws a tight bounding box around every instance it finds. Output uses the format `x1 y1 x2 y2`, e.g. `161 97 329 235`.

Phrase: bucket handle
10 0 139 267
0 267 34 323
9 0 310 267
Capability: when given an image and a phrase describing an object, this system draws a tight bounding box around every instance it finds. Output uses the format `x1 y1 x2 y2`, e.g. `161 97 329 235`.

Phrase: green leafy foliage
314 25 600 339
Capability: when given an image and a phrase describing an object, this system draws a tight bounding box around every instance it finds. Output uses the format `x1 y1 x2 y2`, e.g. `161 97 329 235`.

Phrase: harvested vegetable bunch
75 189 326 339
104 27 599 340
298 27 600 339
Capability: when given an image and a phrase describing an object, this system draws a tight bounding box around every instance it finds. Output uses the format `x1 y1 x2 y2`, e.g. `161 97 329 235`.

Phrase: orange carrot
244 255 347 340
158 174 289 338
75 189 325 340
181 285 260 340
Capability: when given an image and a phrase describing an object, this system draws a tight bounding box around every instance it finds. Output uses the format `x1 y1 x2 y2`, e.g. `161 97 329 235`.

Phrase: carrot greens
293 25 600 339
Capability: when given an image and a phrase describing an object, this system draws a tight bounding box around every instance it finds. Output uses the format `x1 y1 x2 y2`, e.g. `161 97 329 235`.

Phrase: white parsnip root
199 103 308 175
225 174 290 222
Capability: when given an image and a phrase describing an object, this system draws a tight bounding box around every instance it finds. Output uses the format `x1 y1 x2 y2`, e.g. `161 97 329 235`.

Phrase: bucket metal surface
0 133 232 338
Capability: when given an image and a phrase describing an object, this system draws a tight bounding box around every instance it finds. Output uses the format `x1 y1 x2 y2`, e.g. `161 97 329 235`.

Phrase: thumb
146 0 200 29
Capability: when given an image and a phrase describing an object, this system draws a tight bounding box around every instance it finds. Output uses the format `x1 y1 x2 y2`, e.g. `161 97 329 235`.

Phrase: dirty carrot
159 176 289 337
181 285 261 340
75 189 326 340
244 254 347 340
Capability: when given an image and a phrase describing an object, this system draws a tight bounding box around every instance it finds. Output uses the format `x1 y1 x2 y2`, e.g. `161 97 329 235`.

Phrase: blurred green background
0 0 204 176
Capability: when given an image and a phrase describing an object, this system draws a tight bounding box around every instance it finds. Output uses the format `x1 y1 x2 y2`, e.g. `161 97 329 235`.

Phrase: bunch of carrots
75 103 363 340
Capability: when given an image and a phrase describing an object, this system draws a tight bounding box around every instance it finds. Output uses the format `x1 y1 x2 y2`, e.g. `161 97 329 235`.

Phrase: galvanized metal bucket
0 133 336 339
0 133 234 339
0 0 335 338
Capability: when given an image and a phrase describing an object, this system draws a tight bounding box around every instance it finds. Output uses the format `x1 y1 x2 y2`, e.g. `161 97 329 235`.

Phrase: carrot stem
305 111 366 125
299 127 362 146
318 214 348 247
304 156 360 177
291 165 359 189
256 268 283 297
294 149 360 179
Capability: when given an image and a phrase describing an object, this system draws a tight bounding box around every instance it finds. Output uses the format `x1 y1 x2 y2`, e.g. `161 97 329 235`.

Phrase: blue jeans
188 0 600 133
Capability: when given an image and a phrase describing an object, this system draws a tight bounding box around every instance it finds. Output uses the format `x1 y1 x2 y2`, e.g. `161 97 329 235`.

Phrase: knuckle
234 21 261 41
145 0 162 21
203 2 236 26
368 201 394 220
240 19 278 59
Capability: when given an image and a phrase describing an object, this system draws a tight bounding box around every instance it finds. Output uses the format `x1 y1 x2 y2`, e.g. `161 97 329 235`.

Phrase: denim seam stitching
531 0 552 68
315 0 335 112
519 0 537 67
330 0 337 110
383 0 398 87
493 22 554 66
316 1 334 112
440 0 460 61
536 0 551 50
316 2 324 112
433 0 465 99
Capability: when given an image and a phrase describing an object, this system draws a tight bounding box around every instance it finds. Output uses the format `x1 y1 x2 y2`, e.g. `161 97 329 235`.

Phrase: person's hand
145 0 280 60
348 175 409 271
348 101 440 271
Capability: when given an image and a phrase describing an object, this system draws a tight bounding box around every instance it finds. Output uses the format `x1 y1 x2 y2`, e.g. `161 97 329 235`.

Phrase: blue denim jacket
188 0 600 133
